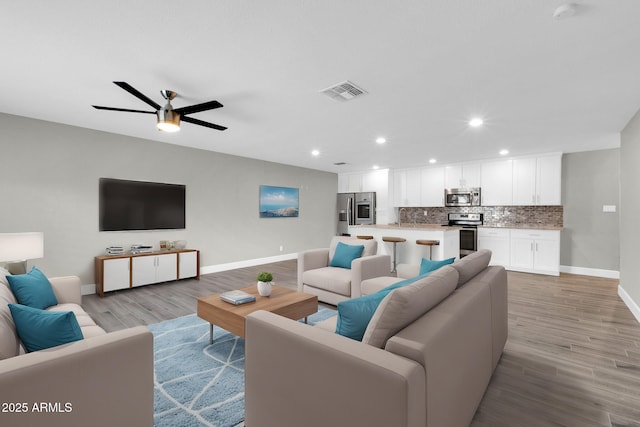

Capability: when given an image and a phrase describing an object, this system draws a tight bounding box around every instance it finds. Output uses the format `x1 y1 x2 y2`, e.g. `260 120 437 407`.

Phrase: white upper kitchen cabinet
393 168 421 206
420 166 445 206
481 159 513 206
445 163 481 188
512 154 562 205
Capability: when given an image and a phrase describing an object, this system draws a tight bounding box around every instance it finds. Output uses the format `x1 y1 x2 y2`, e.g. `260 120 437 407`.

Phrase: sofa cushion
48 303 107 338
0 278 20 360
302 267 352 296
329 242 364 269
450 249 492 288
419 257 455 275
7 267 58 309
335 273 433 341
329 236 377 261
362 266 459 348
9 304 84 353
361 276 404 295
0 266 10 287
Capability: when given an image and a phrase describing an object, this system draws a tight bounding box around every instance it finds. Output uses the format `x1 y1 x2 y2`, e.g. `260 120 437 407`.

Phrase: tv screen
99 178 186 231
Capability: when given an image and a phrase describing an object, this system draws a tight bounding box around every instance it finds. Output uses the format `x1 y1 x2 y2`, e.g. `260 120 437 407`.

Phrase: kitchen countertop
350 224 563 231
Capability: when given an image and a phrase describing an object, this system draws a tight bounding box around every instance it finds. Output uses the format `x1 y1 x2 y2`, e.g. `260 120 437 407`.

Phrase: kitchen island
348 224 460 268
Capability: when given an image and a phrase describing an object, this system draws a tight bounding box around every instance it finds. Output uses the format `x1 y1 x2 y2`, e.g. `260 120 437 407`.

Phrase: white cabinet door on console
179 251 198 279
102 257 130 292
132 253 178 287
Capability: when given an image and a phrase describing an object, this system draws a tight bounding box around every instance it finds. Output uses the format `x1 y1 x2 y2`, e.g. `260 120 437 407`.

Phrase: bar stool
416 239 440 260
382 236 406 273
356 235 374 240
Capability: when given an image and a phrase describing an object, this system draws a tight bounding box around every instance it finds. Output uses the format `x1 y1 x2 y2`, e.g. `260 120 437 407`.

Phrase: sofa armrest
350 254 391 298
0 326 153 427
397 263 420 279
245 310 425 427
49 275 82 305
297 248 329 291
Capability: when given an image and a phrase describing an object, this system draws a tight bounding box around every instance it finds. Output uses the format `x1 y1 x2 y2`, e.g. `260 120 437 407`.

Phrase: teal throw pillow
7 267 58 310
8 304 83 353
419 257 455 276
329 242 365 269
335 273 431 341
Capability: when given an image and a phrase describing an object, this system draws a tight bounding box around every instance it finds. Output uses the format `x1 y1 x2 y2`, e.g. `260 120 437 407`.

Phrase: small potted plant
257 272 273 296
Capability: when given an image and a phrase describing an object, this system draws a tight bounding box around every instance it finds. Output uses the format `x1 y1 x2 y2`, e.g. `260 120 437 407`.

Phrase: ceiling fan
92 81 227 132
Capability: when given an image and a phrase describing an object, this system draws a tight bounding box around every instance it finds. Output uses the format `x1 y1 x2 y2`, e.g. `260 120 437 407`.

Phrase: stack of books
220 290 256 305
105 246 125 255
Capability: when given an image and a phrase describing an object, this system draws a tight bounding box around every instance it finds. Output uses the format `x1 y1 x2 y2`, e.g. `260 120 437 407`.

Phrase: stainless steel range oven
448 213 483 258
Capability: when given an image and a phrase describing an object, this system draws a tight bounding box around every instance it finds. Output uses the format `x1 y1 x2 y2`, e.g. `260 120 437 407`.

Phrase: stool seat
382 236 407 243
356 235 374 240
416 239 439 246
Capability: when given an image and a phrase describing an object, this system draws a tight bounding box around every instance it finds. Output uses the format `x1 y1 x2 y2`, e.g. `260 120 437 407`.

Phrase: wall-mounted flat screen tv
99 178 186 231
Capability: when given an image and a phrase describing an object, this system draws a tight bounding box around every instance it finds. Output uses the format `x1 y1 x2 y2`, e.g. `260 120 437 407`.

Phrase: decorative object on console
0 232 44 275
173 240 186 250
256 272 273 296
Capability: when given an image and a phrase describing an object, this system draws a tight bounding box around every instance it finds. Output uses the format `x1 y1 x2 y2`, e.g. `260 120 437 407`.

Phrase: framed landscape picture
259 185 299 218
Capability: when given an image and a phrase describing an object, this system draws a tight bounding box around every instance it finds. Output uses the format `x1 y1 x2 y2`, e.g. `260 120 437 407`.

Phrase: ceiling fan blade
92 105 156 114
113 81 161 110
174 100 223 116
182 116 227 131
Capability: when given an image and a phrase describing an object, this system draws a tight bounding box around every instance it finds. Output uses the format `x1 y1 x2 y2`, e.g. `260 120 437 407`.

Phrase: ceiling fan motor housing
157 102 181 131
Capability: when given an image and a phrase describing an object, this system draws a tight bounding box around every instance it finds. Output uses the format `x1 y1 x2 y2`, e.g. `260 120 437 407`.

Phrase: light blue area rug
148 307 336 427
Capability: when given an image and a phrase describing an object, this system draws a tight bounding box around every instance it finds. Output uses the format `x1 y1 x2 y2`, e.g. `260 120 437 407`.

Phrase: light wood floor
83 261 640 426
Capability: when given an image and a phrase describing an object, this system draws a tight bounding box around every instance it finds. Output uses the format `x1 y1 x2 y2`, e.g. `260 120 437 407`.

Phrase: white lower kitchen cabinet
477 228 510 267
132 253 178 287
509 229 560 276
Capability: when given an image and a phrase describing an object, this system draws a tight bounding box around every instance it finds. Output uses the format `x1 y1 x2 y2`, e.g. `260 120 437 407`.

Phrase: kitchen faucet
398 207 406 227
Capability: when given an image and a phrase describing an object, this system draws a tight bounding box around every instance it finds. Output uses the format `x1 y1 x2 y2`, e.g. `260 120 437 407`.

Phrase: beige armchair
297 236 391 305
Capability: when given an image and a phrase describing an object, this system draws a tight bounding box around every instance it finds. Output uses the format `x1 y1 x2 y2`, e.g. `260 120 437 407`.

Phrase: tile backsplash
398 206 563 228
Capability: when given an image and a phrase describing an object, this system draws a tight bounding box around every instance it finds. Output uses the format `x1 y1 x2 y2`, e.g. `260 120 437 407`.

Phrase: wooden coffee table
197 284 318 344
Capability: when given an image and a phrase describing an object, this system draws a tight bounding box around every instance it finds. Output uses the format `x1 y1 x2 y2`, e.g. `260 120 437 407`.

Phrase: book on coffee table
220 290 257 305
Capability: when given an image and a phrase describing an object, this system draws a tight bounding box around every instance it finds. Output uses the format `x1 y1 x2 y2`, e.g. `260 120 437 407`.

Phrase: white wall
0 113 337 286
620 108 640 320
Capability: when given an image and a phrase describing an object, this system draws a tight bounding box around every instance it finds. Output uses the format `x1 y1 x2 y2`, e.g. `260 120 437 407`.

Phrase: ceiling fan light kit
92 81 227 132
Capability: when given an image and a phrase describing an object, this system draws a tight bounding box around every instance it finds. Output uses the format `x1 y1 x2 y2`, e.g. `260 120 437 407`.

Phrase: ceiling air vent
320 81 368 101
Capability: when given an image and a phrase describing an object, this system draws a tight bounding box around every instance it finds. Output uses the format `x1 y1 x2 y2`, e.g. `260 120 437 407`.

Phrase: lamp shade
0 232 44 262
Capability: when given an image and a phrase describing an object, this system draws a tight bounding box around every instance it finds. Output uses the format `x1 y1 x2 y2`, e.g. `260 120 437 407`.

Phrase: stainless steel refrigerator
337 192 376 235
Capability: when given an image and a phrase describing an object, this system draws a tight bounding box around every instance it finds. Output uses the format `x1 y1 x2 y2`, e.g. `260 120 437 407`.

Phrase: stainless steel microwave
444 188 481 207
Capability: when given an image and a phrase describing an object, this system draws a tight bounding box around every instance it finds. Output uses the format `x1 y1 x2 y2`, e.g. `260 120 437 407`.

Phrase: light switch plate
602 205 617 213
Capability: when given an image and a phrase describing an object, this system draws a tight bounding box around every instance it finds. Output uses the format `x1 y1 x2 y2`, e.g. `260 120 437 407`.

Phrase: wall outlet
279 245 284 252
423 210 428 216
602 205 617 213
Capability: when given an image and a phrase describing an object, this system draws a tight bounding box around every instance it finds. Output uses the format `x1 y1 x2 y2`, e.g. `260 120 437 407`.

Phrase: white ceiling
2 1 640 173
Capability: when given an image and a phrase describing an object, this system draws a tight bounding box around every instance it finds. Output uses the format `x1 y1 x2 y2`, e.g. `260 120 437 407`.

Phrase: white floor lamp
0 232 44 275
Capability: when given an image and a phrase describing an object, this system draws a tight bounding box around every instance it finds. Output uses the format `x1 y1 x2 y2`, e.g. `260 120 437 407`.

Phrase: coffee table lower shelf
197 284 318 344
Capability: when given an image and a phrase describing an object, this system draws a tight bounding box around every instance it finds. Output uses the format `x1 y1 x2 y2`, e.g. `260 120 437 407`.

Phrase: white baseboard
200 253 297 275
618 285 640 324
559 265 620 279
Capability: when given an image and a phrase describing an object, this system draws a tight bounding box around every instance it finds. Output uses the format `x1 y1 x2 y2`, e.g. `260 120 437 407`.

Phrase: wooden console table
94 249 200 297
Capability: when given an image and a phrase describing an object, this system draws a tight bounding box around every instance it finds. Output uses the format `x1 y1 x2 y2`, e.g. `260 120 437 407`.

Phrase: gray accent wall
0 113 337 285
561 149 620 271
621 108 640 311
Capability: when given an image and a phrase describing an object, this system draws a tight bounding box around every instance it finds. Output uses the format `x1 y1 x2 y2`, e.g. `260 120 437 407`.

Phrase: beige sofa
0 274 153 427
298 236 391 305
246 250 507 427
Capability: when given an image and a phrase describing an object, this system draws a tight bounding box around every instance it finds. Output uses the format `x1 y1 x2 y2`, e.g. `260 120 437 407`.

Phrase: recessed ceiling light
376 137 386 144
499 149 509 156
469 118 484 128
311 149 320 156
553 3 576 20
429 158 437 164
372 165 379 170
